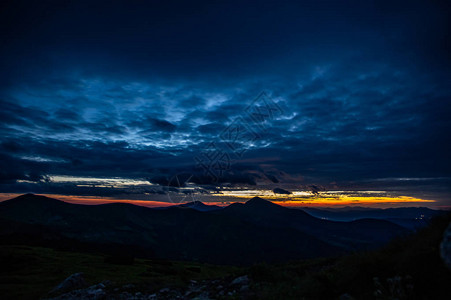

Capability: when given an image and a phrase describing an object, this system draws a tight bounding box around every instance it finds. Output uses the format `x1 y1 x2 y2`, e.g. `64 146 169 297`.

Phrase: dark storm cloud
1 0 447 82
197 123 224 135
0 0 450 202
137 118 177 133
0 152 50 184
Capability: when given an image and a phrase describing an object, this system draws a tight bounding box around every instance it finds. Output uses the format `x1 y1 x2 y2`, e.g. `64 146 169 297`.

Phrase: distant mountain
224 197 287 214
0 194 409 265
219 197 407 250
167 201 222 212
301 206 445 230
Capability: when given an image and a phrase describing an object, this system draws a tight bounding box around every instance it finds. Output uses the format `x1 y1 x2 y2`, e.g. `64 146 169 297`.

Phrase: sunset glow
0 191 437 209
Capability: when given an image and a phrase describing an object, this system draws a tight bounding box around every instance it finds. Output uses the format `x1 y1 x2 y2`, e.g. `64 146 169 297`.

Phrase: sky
0 0 450 208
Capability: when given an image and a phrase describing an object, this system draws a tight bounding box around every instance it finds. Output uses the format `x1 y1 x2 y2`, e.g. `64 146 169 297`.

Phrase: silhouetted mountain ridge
302 206 445 229
0 194 412 264
176 201 222 211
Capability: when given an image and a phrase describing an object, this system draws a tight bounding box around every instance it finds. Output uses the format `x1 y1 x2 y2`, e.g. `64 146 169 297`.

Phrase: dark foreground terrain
0 194 450 299
1 212 450 299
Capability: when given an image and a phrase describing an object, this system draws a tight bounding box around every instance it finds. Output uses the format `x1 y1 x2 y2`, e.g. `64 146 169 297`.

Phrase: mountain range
0 194 431 265
301 206 443 229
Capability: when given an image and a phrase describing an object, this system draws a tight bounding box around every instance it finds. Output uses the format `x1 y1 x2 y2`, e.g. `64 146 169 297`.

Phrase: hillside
0 194 407 265
0 211 449 299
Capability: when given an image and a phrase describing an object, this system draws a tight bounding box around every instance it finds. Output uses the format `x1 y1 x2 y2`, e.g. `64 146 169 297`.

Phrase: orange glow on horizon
271 196 435 207
0 192 439 209
0 193 174 208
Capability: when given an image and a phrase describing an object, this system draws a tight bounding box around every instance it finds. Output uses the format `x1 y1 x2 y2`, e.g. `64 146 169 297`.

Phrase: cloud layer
0 0 450 204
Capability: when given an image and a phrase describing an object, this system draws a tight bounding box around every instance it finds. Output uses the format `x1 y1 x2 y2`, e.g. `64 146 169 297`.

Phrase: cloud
143 118 177 133
273 188 291 195
0 0 450 203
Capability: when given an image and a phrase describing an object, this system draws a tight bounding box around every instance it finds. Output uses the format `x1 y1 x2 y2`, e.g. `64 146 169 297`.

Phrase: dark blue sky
1 0 450 205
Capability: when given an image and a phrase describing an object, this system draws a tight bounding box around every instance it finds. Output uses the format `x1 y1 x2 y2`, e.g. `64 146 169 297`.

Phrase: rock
101 280 111 286
372 275 414 299
86 283 106 298
159 287 170 293
231 275 249 286
49 272 87 295
440 222 451 270
192 291 211 299
240 284 249 292
339 293 355 300
123 283 135 289
48 283 106 300
96 283 105 289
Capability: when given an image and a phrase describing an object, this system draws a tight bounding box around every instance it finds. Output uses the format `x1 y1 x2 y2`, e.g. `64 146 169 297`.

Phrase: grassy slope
1 213 450 299
0 246 240 299
249 213 451 299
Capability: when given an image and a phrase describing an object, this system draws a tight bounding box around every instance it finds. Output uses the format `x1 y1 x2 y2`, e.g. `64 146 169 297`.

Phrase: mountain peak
180 201 206 207
177 201 222 212
4 194 65 206
17 193 36 198
13 193 52 201
247 196 266 202
245 197 277 207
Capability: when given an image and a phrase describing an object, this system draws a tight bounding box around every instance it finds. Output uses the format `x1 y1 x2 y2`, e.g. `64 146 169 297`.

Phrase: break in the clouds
0 0 450 205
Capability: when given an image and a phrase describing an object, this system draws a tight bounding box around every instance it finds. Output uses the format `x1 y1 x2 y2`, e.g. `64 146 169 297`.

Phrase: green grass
1 213 450 299
248 213 451 299
0 245 240 299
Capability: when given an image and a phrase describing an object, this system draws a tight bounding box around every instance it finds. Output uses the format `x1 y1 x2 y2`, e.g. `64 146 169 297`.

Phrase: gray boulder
440 222 451 270
49 272 87 295
48 283 106 300
231 275 249 285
